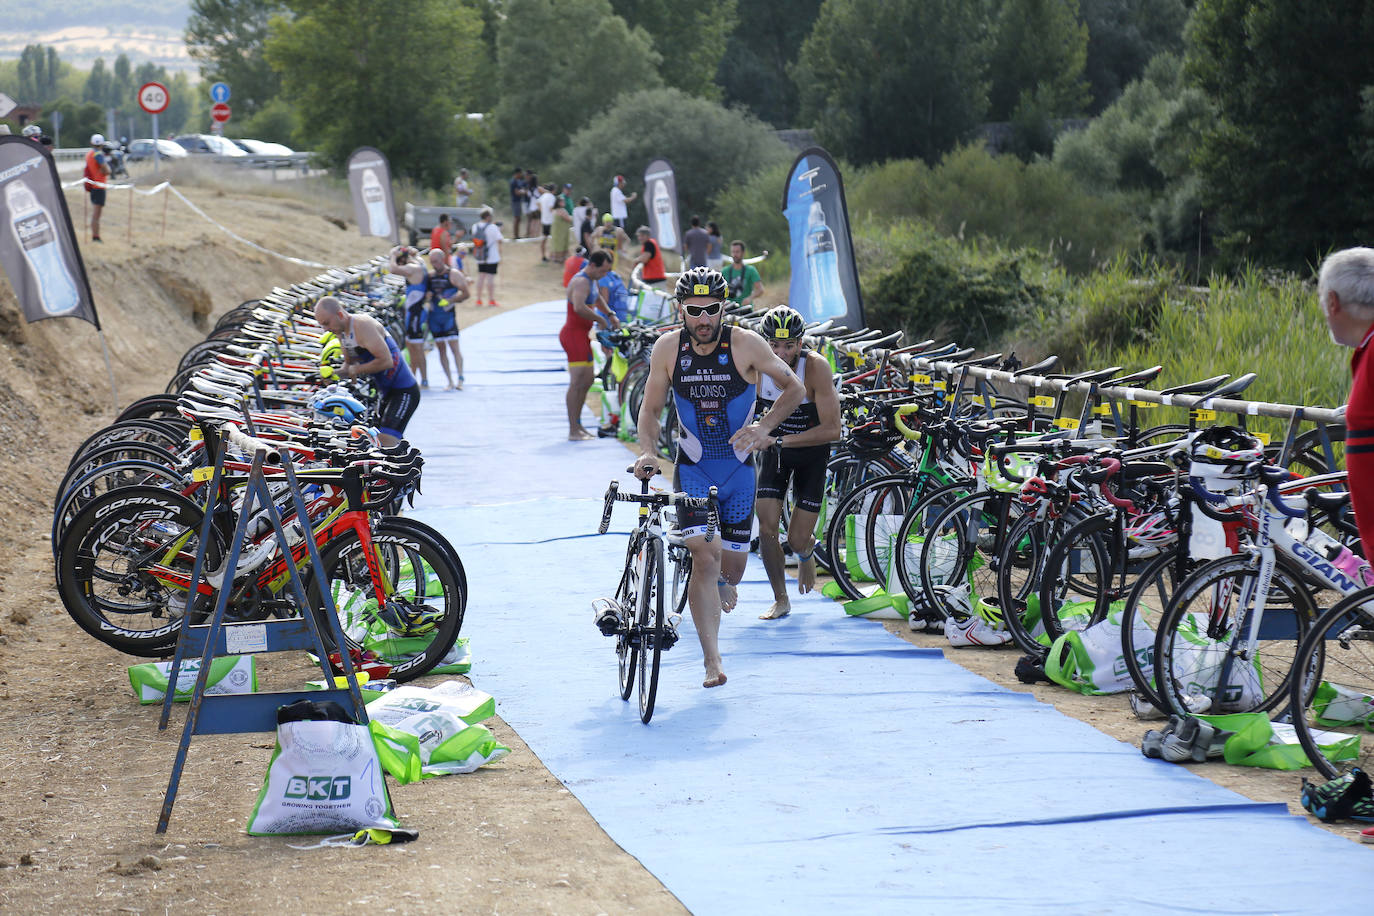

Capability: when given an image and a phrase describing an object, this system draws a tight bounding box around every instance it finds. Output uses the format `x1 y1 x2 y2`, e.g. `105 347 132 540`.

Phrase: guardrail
52 148 314 171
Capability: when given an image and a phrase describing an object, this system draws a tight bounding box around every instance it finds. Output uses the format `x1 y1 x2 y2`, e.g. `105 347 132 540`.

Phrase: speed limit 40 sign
138 82 170 115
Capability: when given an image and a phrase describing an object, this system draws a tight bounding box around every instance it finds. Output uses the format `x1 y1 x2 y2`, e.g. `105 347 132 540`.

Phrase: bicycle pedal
659 624 679 650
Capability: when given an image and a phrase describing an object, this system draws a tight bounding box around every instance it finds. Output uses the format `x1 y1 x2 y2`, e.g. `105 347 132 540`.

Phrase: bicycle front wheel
638 537 666 724
310 520 464 682
1153 554 1317 716
616 534 644 700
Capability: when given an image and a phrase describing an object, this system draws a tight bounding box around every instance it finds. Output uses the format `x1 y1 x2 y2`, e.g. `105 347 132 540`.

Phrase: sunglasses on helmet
682 301 724 317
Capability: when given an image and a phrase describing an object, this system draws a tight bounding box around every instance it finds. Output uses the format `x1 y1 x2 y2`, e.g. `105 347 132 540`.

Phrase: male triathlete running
313 296 420 447
631 268 804 688
753 306 842 620
388 245 432 387
425 248 469 390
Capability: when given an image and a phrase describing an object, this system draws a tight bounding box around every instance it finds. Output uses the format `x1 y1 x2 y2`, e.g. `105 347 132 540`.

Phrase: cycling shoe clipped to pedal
592 598 621 637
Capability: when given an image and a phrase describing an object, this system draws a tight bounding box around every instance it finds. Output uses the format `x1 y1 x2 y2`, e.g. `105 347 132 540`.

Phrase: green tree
1078 0 1187 114
1186 0 1374 270
16 44 60 103
186 0 288 116
792 0 993 165
717 0 824 127
986 0 1090 122
265 0 485 183
83 59 110 108
492 0 662 167
610 0 737 99
552 87 789 227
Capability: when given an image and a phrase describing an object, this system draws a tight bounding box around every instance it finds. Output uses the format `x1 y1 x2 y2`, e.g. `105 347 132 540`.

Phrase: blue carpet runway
402 300 1374 914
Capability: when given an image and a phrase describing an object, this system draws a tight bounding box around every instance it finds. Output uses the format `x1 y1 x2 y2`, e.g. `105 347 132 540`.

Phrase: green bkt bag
1312 681 1374 729
128 656 258 705
371 716 509 783
1168 612 1265 713
1044 601 1153 695
1192 712 1359 770
247 701 402 836
366 681 496 727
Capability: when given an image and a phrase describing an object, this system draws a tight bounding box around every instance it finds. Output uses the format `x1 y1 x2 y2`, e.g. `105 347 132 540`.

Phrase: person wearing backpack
470 208 505 307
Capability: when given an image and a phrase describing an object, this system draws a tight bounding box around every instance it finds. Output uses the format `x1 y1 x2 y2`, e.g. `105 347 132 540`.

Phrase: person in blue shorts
389 245 432 388
426 248 469 390
313 296 420 447
627 267 803 688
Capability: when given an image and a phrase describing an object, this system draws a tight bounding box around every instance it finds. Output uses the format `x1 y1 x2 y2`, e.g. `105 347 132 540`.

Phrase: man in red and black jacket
1320 247 1374 554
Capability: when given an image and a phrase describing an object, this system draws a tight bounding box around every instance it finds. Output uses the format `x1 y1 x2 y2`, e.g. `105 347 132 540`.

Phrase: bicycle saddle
1161 374 1230 396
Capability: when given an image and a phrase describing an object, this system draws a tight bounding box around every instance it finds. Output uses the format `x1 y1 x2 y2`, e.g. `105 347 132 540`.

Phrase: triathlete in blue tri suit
425 248 468 390
631 267 804 689
312 295 421 447
388 245 432 388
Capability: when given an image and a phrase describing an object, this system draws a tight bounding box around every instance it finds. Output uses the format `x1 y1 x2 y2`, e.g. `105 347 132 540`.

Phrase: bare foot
444 381 455 391
568 428 595 441
718 579 737 613
797 554 816 594
759 601 790 620
703 671 728 688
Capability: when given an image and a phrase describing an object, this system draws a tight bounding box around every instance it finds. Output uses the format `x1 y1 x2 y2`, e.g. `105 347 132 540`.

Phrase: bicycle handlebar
598 480 721 542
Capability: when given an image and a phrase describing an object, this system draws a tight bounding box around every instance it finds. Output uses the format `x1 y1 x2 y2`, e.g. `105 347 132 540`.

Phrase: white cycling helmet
22 124 41 138
90 133 105 147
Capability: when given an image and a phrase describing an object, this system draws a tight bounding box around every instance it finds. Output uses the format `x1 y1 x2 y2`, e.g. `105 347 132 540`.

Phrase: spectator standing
83 133 111 242
509 169 527 237
537 185 558 261
574 198 595 252
453 169 472 207
634 226 667 286
429 213 453 258
722 239 765 308
552 183 575 262
471 207 505 307
524 172 542 238
706 221 724 271
683 216 711 269
1321 248 1374 555
609 174 637 229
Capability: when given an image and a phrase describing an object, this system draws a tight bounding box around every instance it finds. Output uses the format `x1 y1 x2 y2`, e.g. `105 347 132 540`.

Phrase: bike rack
155 422 366 834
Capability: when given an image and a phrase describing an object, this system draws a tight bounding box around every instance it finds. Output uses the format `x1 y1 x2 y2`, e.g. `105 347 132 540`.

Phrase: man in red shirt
1320 247 1374 553
429 214 453 258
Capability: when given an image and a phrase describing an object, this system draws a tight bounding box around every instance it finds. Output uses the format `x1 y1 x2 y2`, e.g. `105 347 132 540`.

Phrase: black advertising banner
781 147 863 328
346 147 398 243
0 136 99 327
643 158 681 253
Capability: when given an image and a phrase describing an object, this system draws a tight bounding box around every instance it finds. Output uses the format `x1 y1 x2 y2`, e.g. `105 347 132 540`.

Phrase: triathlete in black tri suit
753 306 842 620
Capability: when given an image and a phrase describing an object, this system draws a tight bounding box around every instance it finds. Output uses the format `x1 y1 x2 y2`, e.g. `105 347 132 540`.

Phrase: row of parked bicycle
52 258 466 683
594 300 1368 776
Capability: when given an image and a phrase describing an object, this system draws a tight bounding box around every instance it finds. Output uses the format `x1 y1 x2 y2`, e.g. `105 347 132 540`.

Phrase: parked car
172 134 246 156
230 138 295 157
127 139 189 161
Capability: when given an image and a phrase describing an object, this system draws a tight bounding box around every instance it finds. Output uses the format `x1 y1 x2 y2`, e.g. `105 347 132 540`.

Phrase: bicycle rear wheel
57 486 219 656
310 520 464 682
638 537 666 723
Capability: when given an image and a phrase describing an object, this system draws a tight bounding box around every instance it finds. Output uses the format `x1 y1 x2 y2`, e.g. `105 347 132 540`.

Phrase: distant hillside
0 1 192 73
0 0 188 30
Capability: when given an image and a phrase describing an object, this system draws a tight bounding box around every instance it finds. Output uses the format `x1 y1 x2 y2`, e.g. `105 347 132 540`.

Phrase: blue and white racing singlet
670 325 755 467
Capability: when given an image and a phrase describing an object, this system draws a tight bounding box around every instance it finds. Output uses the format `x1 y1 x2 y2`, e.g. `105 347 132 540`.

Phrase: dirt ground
0 179 1361 914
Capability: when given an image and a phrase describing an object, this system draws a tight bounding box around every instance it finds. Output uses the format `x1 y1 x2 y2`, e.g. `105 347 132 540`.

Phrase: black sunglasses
682 301 724 317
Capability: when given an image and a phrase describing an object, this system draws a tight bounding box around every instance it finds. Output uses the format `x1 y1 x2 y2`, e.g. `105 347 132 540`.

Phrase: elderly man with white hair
1319 247 1374 554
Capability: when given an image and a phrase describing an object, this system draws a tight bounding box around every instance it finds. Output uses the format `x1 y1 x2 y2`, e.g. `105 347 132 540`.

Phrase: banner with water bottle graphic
643 158 681 254
781 147 863 329
0 136 99 327
346 147 398 243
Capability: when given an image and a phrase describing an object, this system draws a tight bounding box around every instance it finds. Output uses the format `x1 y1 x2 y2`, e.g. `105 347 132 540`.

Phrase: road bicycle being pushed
594 475 718 723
